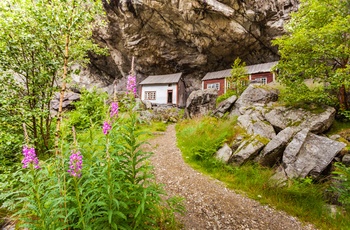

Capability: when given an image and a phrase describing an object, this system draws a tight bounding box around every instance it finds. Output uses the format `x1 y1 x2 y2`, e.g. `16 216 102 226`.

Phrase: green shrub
278 83 336 108
332 163 350 209
216 90 236 105
66 89 108 131
1 96 184 229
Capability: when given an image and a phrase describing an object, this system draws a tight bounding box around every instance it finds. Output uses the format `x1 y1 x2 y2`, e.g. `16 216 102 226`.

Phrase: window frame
145 91 156 100
207 83 220 90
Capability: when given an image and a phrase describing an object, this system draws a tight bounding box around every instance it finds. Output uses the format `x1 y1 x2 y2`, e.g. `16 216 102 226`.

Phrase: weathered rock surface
215 143 233 163
233 85 279 113
237 111 276 140
142 100 152 110
140 106 182 122
259 127 299 167
89 0 299 91
276 129 346 180
50 92 80 111
185 89 217 118
264 106 336 134
229 137 265 166
342 154 350 166
212 95 237 118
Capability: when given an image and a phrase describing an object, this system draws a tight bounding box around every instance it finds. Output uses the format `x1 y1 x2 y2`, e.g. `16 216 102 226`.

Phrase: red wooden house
202 61 278 96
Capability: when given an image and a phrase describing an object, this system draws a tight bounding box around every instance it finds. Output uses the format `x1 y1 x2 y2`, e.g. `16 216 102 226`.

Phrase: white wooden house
139 72 186 107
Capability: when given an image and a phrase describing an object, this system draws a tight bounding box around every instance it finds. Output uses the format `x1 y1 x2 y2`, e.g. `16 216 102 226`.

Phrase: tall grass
176 117 350 230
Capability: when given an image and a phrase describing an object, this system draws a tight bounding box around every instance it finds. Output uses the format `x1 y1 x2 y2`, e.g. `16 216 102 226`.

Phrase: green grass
176 117 350 230
327 120 350 135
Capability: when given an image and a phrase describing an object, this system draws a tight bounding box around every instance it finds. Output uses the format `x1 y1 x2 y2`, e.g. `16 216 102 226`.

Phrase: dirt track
148 124 317 230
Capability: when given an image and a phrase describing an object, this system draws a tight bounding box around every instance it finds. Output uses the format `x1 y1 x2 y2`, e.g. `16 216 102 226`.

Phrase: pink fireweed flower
67 151 83 177
103 121 112 135
126 75 137 96
110 101 119 118
22 146 40 169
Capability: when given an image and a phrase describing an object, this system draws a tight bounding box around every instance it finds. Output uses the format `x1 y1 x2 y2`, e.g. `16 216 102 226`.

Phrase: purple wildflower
126 75 137 96
67 151 83 177
22 146 40 169
103 121 112 135
110 101 119 118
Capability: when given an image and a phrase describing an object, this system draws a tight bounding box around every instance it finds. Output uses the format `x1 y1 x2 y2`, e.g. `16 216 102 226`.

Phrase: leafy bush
339 110 350 121
216 90 236 105
278 82 336 108
332 163 350 209
1 96 184 229
66 89 108 130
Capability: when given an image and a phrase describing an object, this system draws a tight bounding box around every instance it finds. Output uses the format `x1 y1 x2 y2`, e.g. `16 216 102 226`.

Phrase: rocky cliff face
90 0 299 91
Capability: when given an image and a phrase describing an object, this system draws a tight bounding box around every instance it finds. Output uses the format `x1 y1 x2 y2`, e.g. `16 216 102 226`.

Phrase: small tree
227 57 248 95
273 0 350 111
0 0 104 155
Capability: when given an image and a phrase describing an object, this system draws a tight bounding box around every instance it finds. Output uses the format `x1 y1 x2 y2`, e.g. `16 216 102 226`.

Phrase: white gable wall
141 84 178 104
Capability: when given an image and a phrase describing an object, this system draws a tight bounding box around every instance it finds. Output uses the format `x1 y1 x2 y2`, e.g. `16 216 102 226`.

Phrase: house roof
202 61 278 81
139 72 183 85
202 69 232 81
246 61 278 74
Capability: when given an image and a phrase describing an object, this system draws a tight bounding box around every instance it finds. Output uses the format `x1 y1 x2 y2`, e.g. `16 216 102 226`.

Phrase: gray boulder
304 106 336 133
237 112 276 140
212 95 237 118
229 137 265 166
142 100 153 110
259 127 300 167
215 143 233 163
133 98 146 111
234 85 279 112
139 110 153 123
277 129 346 179
264 106 335 134
185 89 217 118
51 92 80 111
342 154 350 166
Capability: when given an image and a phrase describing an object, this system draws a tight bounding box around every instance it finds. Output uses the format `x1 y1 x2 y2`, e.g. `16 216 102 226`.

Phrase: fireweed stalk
68 150 86 228
102 101 119 227
21 146 46 228
110 101 119 118
67 151 83 178
126 75 137 96
22 146 40 169
102 121 112 135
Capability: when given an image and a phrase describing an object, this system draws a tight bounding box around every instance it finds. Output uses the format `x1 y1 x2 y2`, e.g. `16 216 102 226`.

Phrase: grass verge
176 117 350 230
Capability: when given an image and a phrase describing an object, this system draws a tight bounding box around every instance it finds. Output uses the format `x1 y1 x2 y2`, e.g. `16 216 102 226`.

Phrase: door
167 90 173 104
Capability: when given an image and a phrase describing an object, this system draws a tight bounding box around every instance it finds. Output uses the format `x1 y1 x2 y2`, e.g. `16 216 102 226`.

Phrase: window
251 77 267 85
207 83 220 90
258 77 267 84
145 91 156 100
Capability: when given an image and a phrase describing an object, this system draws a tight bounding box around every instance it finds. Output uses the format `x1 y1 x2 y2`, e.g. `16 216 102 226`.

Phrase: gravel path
148 124 317 230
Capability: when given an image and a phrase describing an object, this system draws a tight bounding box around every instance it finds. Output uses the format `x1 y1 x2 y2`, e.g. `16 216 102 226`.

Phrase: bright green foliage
0 0 104 155
227 58 248 95
216 89 236 105
273 0 350 111
1 98 184 229
176 116 238 161
67 89 108 131
332 163 350 209
176 117 350 229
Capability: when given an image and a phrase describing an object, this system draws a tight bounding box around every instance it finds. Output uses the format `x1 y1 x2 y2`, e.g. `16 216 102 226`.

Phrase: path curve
148 124 317 230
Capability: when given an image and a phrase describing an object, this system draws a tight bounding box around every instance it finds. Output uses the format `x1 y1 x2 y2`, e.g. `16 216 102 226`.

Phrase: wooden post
130 56 135 75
